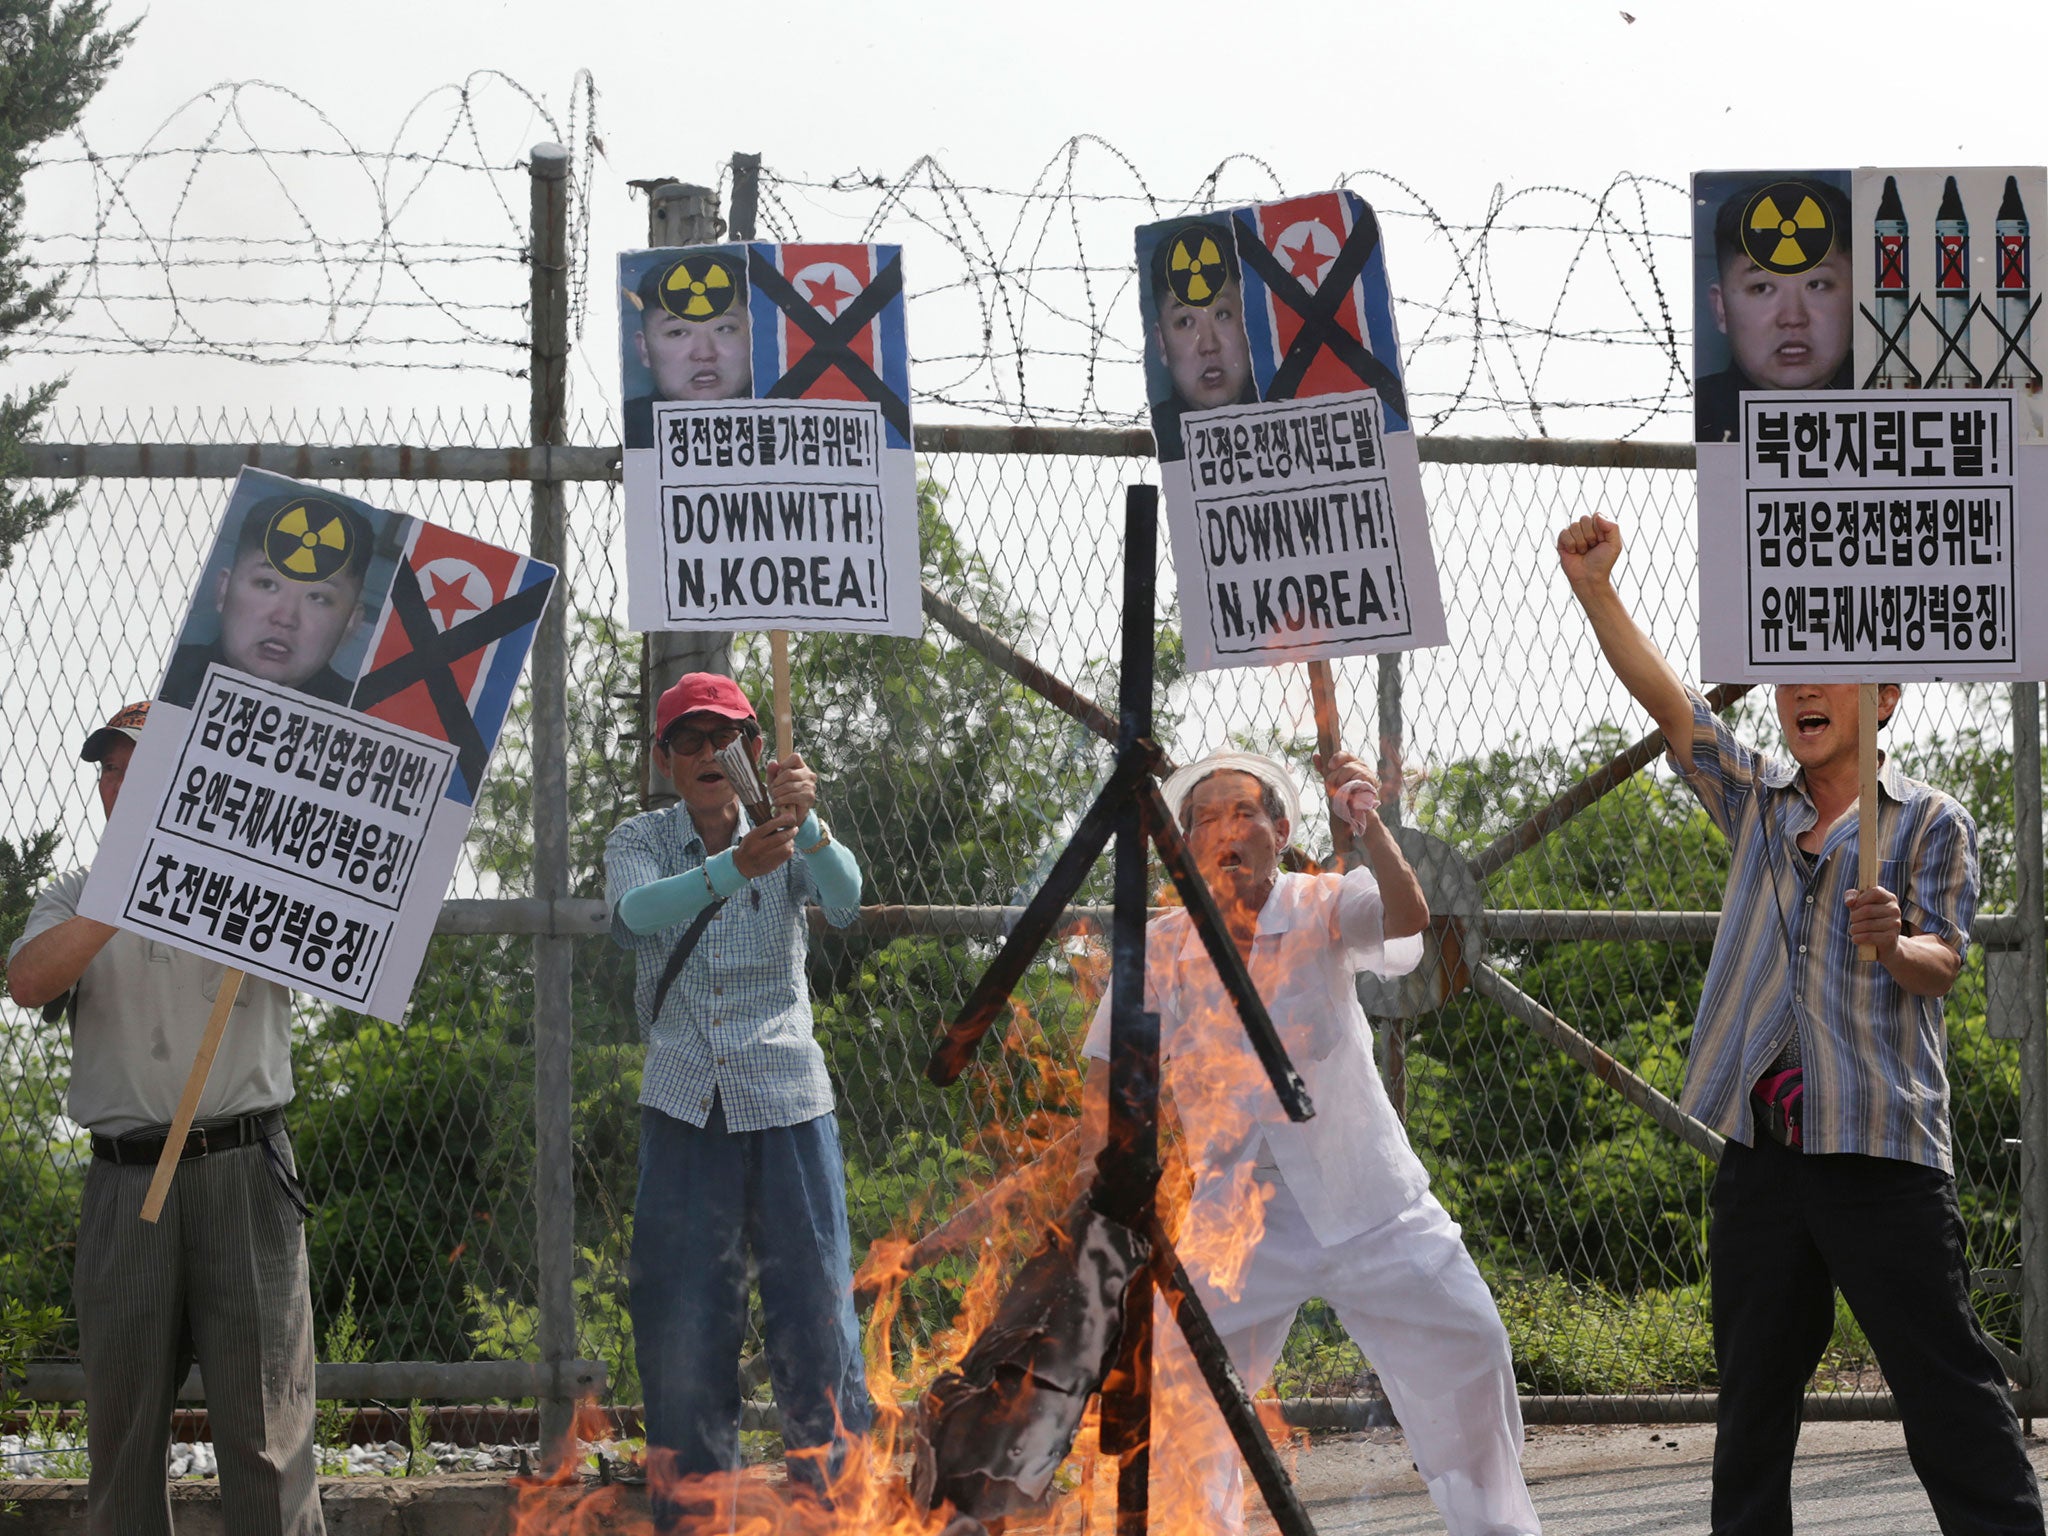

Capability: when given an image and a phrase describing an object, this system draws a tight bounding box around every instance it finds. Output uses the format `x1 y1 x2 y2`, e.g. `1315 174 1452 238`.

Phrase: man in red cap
7 703 321 1536
603 673 869 1519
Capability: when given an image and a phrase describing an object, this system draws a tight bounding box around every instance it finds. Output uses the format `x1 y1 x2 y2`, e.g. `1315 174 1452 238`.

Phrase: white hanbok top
1084 866 1427 1251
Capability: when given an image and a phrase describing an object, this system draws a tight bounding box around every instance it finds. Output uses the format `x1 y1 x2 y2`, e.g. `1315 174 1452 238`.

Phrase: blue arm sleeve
616 849 746 935
797 811 863 915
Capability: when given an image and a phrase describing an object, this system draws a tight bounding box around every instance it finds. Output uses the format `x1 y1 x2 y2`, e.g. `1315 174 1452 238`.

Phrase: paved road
12 1420 2044 1532
1258 1421 2048 1533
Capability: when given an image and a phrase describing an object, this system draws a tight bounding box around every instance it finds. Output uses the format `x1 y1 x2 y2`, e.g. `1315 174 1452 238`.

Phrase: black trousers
1710 1130 2043 1536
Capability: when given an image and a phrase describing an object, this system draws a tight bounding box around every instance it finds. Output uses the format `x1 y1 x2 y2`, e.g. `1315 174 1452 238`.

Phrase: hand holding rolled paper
713 737 776 826
733 811 802 880
1315 749 1383 833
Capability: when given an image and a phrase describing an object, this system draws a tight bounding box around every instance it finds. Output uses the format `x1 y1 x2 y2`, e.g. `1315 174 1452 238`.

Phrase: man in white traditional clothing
1081 749 1540 1535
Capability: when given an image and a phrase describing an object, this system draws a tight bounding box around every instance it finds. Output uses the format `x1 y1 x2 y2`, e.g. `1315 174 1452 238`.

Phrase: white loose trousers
1147 1175 1541 1536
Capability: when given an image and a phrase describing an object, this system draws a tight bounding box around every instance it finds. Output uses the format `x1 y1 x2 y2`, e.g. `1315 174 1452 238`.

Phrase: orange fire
508 874 1304 1533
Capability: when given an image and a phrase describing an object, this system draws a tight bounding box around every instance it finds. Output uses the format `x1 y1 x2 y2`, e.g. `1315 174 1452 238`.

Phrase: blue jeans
629 1099 871 1506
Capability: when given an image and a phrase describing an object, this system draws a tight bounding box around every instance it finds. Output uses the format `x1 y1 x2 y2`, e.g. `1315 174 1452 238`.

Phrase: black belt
92 1108 286 1166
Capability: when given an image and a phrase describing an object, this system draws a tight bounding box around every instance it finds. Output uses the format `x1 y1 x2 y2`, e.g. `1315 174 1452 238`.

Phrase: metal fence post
728 151 762 242
1377 651 1403 831
638 178 732 809
528 142 578 1461
2015 681 2046 1415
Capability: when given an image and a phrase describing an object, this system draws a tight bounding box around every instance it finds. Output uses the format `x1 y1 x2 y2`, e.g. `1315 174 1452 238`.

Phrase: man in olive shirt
7 702 321 1536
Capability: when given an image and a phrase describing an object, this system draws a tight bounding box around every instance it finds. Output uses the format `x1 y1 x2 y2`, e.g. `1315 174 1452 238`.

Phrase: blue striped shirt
1670 690 1978 1170
604 802 861 1132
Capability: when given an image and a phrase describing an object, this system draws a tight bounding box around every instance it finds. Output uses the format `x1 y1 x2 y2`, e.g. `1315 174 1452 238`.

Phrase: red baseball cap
81 701 151 763
654 673 756 747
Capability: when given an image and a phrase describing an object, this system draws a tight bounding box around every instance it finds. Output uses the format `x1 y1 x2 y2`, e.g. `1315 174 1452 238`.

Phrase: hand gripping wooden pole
770 631 794 760
1858 683 1880 963
140 969 243 1223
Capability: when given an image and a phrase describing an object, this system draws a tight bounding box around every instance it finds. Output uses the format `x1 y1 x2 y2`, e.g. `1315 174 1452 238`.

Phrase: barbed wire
21 87 1702 438
734 143 1693 439
18 71 599 379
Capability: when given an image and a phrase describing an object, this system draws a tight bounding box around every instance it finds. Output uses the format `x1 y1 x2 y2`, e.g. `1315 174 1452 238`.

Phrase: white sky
22 0 2048 435
63 0 2048 189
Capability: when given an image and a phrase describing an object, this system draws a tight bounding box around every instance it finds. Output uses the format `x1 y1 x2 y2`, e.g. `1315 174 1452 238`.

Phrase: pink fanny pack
1753 1066 1804 1149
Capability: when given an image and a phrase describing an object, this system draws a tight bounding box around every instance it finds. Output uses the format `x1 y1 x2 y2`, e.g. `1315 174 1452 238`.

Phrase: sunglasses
662 721 753 756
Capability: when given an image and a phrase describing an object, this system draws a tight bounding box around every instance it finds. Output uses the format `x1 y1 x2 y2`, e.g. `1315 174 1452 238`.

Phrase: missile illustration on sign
1992 174 2034 389
1873 175 1913 387
1932 175 1974 387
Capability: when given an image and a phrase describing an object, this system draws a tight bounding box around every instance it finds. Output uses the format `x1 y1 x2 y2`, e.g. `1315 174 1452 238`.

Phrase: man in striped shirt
1559 514 2041 1535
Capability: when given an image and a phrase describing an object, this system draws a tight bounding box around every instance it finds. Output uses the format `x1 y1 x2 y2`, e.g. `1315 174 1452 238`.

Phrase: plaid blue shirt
1670 689 1978 1171
604 802 861 1132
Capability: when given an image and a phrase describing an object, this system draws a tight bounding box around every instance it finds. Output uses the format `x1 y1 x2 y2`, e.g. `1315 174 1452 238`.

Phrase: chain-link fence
8 417 2042 1436
4 137 2044 1452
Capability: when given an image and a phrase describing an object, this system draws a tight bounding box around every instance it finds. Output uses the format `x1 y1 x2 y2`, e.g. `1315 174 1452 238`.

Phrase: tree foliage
9 456 2025 1394
232 591 2048 1383
0 2 130 1376
0 0 134 569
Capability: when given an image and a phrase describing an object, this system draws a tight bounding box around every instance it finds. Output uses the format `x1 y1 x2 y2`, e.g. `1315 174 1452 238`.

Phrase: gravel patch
2 1433 567 1480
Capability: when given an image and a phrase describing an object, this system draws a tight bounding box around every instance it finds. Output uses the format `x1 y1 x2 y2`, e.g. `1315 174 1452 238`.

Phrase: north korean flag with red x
748 242 913 449
348 522 556 806
1236 191 1410 432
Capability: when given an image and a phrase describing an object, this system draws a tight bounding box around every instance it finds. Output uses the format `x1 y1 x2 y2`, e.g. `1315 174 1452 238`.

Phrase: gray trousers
74 1129 323 1536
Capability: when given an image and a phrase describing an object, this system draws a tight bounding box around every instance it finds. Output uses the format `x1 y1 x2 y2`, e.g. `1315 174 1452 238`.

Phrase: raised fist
1556 514 1623 589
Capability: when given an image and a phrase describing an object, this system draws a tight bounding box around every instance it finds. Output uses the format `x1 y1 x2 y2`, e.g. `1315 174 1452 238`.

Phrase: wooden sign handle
1857 683 1880 963
1308 660 1354 867
769 630 794 761
140 968 243 1224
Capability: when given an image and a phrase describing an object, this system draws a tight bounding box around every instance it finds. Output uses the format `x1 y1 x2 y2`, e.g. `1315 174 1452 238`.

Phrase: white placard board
618 244 921 637
1164 392 1443 666
79 469 556 1021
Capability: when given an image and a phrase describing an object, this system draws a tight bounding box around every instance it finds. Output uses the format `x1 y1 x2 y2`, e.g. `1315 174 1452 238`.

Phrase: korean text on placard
655 399 891 626
1184 392 1412 659
1740 394 2019 667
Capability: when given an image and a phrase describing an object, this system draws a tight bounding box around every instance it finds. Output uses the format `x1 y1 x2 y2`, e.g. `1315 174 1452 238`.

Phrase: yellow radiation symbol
263 499 356 583
1166 225 1232 308
655 253 741 320
1741 182 1836 275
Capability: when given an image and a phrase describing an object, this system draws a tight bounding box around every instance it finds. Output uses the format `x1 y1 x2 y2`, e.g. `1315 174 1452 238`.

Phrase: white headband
1158 751 1302 834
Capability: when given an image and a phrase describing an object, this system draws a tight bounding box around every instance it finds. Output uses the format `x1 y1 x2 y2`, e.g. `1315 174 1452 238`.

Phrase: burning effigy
912 1199 1150 1520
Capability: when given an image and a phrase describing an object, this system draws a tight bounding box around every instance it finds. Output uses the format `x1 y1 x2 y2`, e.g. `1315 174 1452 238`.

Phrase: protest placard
1698 390 2043 680
619 243 920 637
79 467 557 1023
1694 166 2048 683
1136 193 1447 671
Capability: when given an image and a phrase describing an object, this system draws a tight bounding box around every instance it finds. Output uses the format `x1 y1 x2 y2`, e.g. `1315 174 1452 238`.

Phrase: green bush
295 1002 533 1361
1493 1275 1717 1395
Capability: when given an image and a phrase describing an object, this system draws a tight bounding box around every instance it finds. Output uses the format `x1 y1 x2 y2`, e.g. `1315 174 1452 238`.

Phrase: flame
506 848 1311 1532
1150 838 1283 1306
